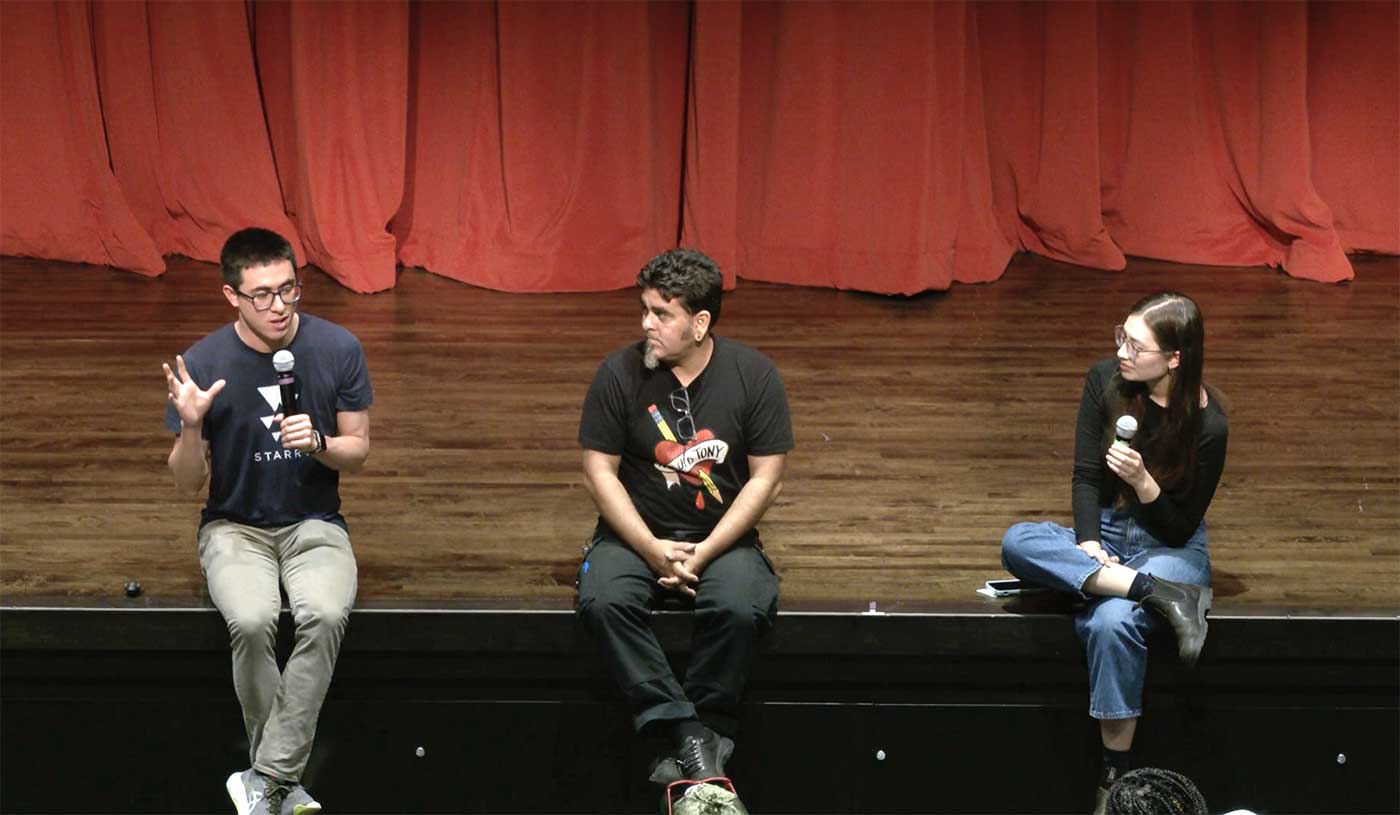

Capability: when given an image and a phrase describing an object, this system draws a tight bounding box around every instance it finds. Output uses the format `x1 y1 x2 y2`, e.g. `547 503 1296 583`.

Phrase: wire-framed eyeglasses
1114 324 1170 362
235 280 303 312
669 387 696 442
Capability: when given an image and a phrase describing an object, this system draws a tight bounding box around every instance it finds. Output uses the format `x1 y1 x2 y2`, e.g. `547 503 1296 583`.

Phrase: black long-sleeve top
1072 359 1229 547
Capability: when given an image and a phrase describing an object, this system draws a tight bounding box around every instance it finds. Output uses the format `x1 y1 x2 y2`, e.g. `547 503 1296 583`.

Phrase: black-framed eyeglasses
1114 324 1170 362
235 280 302 312
669 387 696 442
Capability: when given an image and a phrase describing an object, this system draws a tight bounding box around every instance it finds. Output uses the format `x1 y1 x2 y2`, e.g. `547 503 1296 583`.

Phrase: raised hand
163 355 225 429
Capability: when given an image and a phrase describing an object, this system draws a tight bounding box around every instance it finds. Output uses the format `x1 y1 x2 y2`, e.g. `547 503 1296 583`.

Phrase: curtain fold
1193 1 1350 282
709 1 1015 295
91 0 303 267
1 1 163 275
2 0 1395 293
979 1 1126 271
393 1 689 292
1306 0 1400 255
265 0 409 293
680 0 743 288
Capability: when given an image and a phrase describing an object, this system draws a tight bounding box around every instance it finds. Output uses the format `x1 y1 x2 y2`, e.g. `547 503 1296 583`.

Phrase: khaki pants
199 518 358 781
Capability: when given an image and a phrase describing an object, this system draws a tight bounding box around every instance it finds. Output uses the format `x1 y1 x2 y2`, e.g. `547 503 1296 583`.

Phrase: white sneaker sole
225 771 256 815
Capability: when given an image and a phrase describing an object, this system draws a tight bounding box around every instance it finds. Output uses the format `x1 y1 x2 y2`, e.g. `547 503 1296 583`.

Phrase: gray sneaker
251 777 293 815
225 770 266 815
281 784 321 815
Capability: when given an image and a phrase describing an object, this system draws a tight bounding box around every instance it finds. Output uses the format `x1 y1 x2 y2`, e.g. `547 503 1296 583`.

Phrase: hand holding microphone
273 350 325 455
274 350 299 416
1106 414 1153 494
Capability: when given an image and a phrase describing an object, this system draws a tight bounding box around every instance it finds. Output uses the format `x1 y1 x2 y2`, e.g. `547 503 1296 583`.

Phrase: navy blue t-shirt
579 336 794 545
164 314 373 530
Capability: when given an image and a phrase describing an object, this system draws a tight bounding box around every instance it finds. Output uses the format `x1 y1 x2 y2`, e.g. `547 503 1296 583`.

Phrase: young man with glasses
576 248 793 794
162 227 372 815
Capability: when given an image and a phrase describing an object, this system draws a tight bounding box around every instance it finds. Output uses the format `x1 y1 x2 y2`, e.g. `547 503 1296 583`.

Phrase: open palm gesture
163 354 226 428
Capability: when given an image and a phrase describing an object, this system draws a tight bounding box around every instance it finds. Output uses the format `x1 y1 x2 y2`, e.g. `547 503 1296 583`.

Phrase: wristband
312 430 327 454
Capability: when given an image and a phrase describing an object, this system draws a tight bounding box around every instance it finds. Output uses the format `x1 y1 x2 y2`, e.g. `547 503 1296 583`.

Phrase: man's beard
643 344 660 370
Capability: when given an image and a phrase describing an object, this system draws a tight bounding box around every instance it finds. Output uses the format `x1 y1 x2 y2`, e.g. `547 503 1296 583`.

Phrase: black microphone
1114 415 1138 449
273 350 299 416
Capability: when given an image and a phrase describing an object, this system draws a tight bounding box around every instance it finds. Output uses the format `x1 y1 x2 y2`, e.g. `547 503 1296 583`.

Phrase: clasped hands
651 539 709 597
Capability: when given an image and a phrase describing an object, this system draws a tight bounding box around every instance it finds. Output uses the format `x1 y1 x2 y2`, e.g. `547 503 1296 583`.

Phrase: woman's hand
1077 539 1120 566
1106 444 1161 502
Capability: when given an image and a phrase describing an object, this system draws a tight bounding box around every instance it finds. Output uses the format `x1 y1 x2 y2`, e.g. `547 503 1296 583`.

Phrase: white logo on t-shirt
257 385 284 442
251 384 305 463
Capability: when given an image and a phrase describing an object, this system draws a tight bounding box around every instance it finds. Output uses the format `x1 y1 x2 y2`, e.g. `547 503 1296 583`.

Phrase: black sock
673 718 709 748
1100 746 1132 787
1126 572 1156 602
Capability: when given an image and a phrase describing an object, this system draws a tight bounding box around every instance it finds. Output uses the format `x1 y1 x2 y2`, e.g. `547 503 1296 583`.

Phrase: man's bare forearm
583 466 658 556
693 475 782 564
312 433 370 473
168 426 209 495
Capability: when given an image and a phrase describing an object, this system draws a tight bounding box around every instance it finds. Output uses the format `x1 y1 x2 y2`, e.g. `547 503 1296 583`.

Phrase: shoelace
263 779 292 814
679 736 707 776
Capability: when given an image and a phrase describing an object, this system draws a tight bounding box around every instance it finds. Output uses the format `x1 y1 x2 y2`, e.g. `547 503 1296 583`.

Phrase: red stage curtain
1307 0 1400 255
287 1 407 293
0 1 162 275
679 1 743 288
90 1 303 269
393 1 689 292
253 1 409 293
684 1 1015 294
2 1 1396 293
979 2 1127 272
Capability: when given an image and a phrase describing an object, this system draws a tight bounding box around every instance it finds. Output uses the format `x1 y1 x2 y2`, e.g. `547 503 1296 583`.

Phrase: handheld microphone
1113 415 1138 449
273 350 299 416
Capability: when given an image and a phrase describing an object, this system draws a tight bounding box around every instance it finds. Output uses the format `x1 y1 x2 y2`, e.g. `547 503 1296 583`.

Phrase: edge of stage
3 600 1396 813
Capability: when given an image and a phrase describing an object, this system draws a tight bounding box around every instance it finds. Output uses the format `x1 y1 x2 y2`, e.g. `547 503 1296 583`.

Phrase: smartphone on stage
978 579 1036 597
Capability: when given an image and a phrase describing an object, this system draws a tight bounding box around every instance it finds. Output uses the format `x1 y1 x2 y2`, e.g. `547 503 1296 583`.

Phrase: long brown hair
1111 292 1207 497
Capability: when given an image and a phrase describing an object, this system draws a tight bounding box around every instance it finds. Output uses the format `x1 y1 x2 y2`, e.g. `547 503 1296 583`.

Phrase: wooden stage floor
2 252 1397 616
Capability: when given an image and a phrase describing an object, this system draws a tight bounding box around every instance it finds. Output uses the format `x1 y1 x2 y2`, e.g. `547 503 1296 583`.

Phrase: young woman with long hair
1001 292 1228 814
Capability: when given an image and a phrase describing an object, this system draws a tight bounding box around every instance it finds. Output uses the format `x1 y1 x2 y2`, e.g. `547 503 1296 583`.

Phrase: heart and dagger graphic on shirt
647 403 729 510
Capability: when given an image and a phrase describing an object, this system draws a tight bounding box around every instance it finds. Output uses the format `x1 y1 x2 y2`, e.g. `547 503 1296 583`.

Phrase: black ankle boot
1138 577 1212 666
1093 763 1125 815
677 727 734 780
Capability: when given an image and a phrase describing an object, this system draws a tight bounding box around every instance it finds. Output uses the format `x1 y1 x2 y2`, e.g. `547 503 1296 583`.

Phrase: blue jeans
1000 508 1210 719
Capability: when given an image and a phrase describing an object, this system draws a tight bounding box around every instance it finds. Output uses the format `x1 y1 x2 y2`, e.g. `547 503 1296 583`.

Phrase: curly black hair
1106 767 1208 815
636 248 722 327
